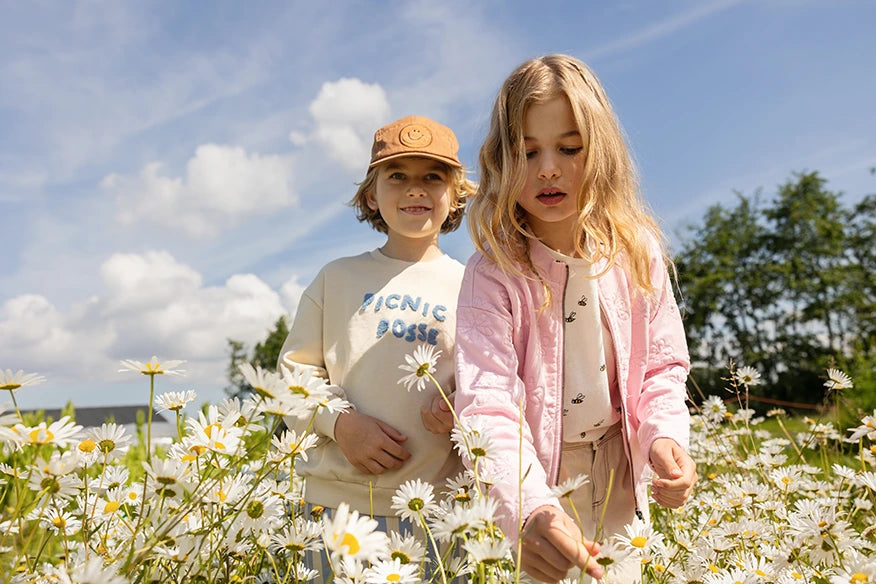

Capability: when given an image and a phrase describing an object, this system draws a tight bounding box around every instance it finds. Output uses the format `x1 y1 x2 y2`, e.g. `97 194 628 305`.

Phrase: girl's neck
530 220 580 257
379 234 444 262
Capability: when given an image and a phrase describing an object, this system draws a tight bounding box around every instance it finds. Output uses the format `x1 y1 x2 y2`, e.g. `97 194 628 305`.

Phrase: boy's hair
350 161 475 234
468 54 669 297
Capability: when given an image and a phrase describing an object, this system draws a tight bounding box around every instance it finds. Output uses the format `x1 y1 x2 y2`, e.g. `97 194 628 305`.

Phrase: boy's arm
278 282 348 442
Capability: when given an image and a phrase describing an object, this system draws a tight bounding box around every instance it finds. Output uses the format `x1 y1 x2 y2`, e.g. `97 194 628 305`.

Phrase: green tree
676 171 875 409
224 316 290 399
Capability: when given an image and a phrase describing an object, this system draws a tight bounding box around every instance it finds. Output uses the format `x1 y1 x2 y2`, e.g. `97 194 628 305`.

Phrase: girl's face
518 96 586 254
366 156 453 244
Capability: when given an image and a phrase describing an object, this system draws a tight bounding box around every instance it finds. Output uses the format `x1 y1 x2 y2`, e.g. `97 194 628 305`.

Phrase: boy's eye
425 173 446 182
388 172 405 180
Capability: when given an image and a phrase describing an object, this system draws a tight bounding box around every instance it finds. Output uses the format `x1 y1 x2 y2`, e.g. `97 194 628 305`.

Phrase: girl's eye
560 146 583 156
525 150 537 160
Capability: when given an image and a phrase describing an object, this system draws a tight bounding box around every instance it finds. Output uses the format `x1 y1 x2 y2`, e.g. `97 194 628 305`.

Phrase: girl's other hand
520 505 603 583
649 437 697 507
421 391 454 434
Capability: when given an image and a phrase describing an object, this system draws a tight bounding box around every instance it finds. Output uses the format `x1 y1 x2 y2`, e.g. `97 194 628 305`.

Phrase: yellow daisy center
79 439 97 453
340 532 360 555
52 516 66 529
104 501 120 514
631 536 647 548
850 573 868 583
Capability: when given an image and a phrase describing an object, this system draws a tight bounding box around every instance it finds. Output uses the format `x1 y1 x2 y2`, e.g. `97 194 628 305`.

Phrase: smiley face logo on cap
399 124 433 148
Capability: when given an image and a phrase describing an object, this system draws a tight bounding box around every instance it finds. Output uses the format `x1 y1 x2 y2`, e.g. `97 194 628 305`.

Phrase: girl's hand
334 411 411 474
649 438 697 508
421 391 454 434
520 505 603 583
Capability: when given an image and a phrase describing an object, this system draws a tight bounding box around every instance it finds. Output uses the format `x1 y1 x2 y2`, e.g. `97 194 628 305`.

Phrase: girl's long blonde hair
469 54 670 298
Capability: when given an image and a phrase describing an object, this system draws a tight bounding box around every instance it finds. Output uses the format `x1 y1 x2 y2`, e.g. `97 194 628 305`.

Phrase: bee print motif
600 364 606 372
565 311 577 323
571 393 584 404
578 295 588 306
579 431 587 439
592 419 604 427
562 408 569 417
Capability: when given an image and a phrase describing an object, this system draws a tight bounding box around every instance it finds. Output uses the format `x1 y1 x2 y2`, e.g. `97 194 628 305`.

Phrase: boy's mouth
536 189 566 206
401 205 432 215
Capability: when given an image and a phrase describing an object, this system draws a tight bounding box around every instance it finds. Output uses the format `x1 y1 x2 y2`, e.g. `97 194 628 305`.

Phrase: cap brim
369 151 462 169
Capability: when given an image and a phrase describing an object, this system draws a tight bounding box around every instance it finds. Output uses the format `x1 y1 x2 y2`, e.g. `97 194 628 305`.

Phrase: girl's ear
365 190 379 211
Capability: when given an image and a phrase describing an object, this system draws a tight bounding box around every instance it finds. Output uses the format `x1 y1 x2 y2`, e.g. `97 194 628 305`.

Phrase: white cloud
308 78 391 171
0 251 292 397
105 144 297 237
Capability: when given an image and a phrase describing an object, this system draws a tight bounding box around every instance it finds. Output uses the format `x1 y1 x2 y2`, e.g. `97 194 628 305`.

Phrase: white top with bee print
540 242 621 443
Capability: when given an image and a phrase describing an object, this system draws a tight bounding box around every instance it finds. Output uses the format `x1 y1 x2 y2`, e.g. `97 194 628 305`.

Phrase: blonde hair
469 54 670 298
350 159 476 234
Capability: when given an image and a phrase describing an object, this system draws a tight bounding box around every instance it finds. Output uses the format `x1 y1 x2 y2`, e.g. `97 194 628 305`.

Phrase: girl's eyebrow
523 130 581 141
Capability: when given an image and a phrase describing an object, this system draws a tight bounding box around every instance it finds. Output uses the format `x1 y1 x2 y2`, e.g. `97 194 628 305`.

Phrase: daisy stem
419 511 448 584
146 372 155 463
8 389 22 423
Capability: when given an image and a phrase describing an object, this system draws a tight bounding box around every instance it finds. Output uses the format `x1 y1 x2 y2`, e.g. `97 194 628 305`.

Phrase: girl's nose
537 156 561 180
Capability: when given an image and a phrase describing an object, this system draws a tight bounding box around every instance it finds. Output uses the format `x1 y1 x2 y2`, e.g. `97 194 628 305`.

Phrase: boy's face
367 156 454 243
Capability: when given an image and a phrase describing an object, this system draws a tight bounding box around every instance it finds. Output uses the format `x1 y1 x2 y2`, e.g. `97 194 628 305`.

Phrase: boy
278 116 475 531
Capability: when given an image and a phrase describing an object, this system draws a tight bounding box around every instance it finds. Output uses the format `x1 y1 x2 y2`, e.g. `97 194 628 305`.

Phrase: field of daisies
0 350 874 584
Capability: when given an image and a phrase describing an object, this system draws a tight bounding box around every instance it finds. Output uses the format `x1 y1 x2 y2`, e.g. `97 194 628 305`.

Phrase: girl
454 55 697 583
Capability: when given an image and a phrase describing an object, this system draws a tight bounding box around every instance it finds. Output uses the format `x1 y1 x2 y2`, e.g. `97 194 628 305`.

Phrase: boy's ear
365 190 379 211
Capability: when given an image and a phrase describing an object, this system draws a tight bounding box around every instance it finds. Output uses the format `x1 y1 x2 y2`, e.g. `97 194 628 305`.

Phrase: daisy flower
236 491 285 534
380 531 426 566
397 344 442 392
270 518 324 556
185 404 244 456
279 367 339 418
154 390 198 413
6 416 82 447
734 365 762 387
463 537 512 566
238 362 285 399
550 473 590 498
270 429 320 463
39 506 82 536
119 355 186 376
0 369 46 392
363 558 420 584
615 518 665 556
824 368 853 391
142 458 191 499
85 423 132 461
391 478 437 522
322 502 389 563
845 411 876 443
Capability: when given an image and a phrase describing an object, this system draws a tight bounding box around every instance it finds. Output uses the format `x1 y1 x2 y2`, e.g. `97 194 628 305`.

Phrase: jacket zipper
552 262 570 486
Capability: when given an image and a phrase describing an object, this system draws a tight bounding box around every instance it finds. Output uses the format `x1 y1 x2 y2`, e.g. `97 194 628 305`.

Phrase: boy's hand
334 411 411 475
520 505 603 583
421 392 454 434
649 437 697 508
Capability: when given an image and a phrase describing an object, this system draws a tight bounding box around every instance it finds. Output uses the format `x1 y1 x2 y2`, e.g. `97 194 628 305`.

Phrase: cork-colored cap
369 115 462 168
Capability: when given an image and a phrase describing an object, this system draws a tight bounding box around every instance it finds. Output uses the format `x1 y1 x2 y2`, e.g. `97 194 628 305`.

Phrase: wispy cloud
582 0 750 62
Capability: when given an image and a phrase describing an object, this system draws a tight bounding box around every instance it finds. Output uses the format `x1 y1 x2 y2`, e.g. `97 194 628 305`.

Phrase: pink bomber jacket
454 239 691 541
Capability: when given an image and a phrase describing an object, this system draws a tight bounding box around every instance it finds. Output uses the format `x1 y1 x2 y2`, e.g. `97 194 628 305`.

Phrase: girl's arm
454 257 560 540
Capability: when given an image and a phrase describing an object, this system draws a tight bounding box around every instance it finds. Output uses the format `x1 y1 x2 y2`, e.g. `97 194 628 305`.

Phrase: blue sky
2 0 874 410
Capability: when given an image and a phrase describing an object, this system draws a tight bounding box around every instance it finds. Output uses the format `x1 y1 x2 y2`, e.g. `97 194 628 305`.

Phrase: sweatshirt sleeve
277 270 350 442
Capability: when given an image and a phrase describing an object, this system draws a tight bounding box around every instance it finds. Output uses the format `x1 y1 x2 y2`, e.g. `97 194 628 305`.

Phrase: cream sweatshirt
279 249 463 515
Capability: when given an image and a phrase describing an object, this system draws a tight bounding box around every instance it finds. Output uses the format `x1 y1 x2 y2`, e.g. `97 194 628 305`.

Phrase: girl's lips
536 191 566 206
